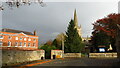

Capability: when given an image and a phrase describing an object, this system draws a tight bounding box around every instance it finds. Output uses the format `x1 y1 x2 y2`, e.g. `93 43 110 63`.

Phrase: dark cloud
2 2 117 43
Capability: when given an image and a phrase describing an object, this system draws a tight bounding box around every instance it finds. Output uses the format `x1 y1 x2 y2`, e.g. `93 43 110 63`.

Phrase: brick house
0 28 39 50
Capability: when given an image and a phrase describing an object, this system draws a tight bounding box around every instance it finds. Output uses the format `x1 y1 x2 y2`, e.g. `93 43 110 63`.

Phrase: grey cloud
2 2 118 43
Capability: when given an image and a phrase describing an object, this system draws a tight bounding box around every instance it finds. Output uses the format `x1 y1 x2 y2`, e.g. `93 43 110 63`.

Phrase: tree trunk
116 28 120 61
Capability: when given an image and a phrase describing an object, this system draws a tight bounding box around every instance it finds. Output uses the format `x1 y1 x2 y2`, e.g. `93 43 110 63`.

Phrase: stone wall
51 50 63 59
64 53 81 58
89 53 117 58
2 49 45 66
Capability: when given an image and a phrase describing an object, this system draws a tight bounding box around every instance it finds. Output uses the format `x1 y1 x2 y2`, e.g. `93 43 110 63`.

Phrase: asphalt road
35 58 119 66
26 58 120 67
4 58 120 68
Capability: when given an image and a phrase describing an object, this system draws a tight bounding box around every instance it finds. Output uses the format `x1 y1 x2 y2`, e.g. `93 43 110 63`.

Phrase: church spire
73 9 82 37
74 9 78 27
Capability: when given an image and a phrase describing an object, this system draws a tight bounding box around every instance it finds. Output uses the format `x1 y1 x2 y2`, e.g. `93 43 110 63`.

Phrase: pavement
2 58 120 68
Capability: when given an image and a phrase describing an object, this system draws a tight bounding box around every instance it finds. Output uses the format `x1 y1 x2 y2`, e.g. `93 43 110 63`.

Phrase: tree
52 33 65 49
44 40 53 46
91 31 110 52
0 0 45 11
92 13 120 52
64 19 83 53
39 45 57 59
52 39 58 48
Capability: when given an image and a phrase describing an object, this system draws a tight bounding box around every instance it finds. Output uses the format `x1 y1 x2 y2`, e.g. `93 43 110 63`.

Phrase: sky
2 0 119 44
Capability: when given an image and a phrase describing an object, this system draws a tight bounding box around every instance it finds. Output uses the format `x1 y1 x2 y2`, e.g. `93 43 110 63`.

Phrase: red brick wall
0 32 38 50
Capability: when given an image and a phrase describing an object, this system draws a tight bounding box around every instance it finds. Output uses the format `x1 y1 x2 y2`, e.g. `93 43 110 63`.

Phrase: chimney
34 30 36 36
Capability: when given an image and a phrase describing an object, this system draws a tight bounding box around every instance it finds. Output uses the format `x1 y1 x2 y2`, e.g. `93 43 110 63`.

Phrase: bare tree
56 33 65 43
0 0 45 11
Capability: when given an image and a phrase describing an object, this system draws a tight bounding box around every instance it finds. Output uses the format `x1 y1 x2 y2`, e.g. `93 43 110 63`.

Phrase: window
16 37 18 40
8 36 12 39
0 41 2 46
0 36 3 39
28 43 31 47
33 39 36 41
24 43 26 47
24 38 27 41
28 38 31 41
20 42 22 47
15 42 18 47
33 43 36 47
20 38 22 40
8 42 11 47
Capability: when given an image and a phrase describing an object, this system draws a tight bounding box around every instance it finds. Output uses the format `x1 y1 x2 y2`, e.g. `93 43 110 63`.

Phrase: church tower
73 9 82 37
74 9 78 27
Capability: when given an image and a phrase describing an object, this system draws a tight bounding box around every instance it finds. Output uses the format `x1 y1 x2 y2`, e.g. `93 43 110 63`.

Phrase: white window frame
0 42 3 47
15 42 18 47
33 43 36 47
28 43 31 47
33 39 36 42
8 41 11 47
8 36 12 40
16 37 18 40
24 38 27 41
24 42 26 47
0 36 4 39
20 42 22 47
20 37 22 40
28 38 31 41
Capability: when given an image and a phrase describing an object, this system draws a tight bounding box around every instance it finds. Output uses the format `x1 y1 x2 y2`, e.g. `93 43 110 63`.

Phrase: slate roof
1 28 34 35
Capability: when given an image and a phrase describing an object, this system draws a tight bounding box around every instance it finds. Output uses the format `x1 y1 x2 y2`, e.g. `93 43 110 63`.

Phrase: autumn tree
44 40 53 46
52 33 65 49
92 13 120 52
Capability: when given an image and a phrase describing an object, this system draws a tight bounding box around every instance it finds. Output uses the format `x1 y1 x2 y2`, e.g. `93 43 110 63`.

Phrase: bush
39 45 57 59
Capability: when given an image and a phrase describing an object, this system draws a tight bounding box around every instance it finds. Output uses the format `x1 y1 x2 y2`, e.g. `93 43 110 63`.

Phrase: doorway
53 55 56 59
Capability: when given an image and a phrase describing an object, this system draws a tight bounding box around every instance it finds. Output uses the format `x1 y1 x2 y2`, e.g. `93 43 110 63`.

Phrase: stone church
73 9 90 41
74 9 82 37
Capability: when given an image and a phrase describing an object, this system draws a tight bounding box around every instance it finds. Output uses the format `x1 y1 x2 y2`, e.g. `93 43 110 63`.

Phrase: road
32 58 119 66
3 58 120 68
10 58 120 68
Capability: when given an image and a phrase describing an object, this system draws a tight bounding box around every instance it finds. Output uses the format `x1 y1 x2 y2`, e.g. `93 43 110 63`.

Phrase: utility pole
61 33 64 58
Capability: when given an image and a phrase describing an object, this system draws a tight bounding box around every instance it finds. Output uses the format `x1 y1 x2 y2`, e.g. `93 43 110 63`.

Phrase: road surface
3 58 120 68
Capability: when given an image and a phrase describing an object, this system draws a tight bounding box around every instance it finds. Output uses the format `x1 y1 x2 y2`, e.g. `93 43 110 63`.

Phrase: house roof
1 28 34 35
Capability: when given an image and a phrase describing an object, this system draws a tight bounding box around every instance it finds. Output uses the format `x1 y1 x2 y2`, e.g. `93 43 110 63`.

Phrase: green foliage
52 39 58 47
91 31 110 52
64 19 83 53
52 39 62 49
52 33 66 50
93 32 110 46
39 45 57 59
91 13 120 52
